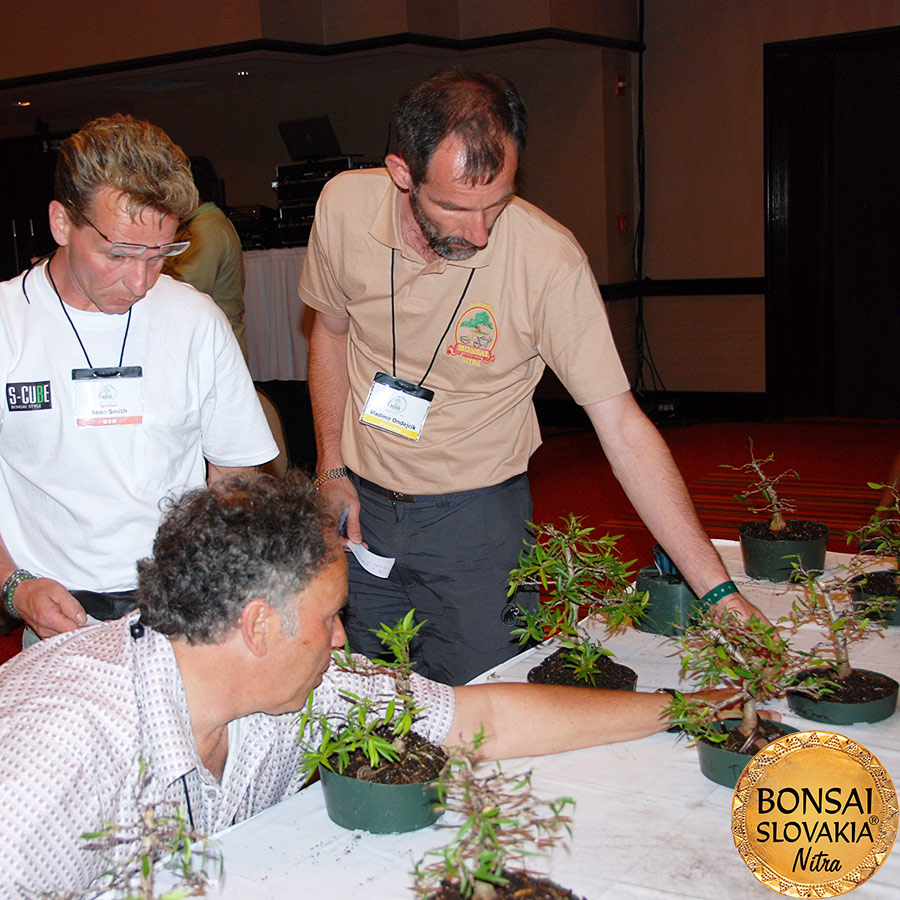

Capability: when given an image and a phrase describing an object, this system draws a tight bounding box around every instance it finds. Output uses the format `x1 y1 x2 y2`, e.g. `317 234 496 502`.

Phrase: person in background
0 471 737 894
163 155 249 361
300 69 764 684
0 114 277 644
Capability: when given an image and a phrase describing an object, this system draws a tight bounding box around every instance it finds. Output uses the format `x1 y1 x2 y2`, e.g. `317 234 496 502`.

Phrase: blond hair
55 114 198 223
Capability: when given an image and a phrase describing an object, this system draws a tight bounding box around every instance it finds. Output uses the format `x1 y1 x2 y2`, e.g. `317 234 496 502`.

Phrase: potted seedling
847 481 900 626
412 732 581 900
507 515 646 690
634 544 700 635
785 565 898 725
666 608 827 789
722 440 828 581
298 609 448 834
45 757 221 900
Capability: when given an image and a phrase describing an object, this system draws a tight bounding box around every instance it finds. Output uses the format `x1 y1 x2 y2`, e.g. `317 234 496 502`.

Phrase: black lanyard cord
389 248 476 388
46 257 132 369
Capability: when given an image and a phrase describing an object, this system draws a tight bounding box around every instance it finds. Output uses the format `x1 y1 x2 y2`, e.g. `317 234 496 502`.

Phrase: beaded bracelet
697 579 739 612
1 568 37 619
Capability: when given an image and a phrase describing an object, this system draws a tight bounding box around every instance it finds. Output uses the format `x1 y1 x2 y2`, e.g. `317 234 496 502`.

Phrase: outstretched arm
584 390 762 621
448 683 673 760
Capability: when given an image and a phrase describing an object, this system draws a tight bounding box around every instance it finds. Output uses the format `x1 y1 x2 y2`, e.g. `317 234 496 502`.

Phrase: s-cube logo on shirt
7 381 52 411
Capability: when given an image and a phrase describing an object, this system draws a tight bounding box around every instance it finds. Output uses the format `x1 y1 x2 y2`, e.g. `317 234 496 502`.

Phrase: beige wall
641 0 900 393
0 0 637 80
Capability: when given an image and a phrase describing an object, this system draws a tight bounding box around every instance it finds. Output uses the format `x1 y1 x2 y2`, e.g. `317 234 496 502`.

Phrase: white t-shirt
0 261 277 591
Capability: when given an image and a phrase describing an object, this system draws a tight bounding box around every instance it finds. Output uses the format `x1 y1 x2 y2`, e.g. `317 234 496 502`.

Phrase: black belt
353 472 523 504
355 475 416 502
71 589 139 621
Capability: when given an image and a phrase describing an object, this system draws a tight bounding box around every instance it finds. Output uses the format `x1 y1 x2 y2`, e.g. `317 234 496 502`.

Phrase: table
189 542 900 898
242 247 311 382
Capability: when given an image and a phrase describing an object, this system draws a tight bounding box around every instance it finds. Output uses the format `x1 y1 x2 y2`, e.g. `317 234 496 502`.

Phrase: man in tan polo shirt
300 70 760 684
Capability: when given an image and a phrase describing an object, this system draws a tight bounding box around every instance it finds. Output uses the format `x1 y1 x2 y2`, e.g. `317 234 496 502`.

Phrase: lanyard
389 248 475 387
46 256 133 369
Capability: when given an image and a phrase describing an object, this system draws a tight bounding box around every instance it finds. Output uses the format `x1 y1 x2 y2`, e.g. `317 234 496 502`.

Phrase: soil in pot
427 870 585 899
787 667 899 725
527 648 637 690
697 718 797 789
850 570 900 626
335 728 447 784
738 519 828 582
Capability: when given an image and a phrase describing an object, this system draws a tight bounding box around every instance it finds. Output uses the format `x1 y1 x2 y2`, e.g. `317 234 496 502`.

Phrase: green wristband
697 579 739 611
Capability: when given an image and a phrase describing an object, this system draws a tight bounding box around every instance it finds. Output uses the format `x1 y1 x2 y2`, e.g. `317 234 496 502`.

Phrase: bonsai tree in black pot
847 480 900 626
723 440 828 581
508 515 646 690
298 609 448 833
666 608 828 788
785 565 899 725
412 732 581 900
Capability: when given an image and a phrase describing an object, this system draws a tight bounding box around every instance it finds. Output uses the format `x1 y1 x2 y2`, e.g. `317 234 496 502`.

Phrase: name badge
72 366 144 428
359 372 434 442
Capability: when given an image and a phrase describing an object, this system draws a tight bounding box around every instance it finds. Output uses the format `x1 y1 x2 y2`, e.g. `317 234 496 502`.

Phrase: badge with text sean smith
732 731 897 896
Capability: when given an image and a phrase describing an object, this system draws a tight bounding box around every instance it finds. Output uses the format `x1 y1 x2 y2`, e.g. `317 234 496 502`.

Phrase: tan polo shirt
299 168 629 494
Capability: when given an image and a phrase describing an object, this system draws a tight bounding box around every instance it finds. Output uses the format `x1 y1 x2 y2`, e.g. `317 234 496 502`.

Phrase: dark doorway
765 26 900 419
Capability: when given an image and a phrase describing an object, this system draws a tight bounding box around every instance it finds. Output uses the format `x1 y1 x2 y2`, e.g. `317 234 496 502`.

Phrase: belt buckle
387 489 414 503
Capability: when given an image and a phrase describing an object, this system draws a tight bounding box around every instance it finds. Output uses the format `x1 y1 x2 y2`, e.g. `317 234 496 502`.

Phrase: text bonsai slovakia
752 785 877 874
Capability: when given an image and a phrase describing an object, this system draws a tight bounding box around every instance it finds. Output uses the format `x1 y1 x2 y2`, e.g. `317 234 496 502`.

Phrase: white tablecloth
242 247 310 381
178 542 900 898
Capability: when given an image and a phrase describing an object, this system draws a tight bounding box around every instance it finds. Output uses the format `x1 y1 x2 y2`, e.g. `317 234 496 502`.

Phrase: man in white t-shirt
0 114 277 641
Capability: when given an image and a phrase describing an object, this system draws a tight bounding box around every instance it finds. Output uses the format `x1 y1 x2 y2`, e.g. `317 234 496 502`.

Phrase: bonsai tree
666 608 827 755
507 515 646 687
298 609 446 785
721 440 828 581
44 757 221 900
853 480 900 557
721 438 798 534
412 732 576 900
775 563 899 724
846 482 900 622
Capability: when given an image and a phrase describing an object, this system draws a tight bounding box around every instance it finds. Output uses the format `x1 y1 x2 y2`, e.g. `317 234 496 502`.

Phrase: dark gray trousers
344 473 537 685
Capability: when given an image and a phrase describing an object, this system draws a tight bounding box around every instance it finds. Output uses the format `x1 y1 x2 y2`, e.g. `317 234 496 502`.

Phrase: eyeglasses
71 205 190 260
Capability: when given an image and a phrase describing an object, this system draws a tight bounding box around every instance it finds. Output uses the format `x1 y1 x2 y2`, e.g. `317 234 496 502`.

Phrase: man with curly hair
0 114 277 644
0 472 723 894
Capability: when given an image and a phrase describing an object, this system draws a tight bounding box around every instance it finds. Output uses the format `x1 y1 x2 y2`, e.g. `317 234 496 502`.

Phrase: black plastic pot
738 520 828 582
696 719 798 789
787 667 898 725
319 765 441 833
635 565 700 635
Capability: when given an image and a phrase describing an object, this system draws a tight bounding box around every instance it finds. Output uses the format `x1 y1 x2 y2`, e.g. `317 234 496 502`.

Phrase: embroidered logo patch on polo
6 381 52 411
446 304 497 366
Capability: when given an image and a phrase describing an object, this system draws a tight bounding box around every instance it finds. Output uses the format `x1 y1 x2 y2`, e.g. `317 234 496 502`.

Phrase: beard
409 188 480 261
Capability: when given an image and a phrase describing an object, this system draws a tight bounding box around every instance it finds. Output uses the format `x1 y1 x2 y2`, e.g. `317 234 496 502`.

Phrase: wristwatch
313 466 350 488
